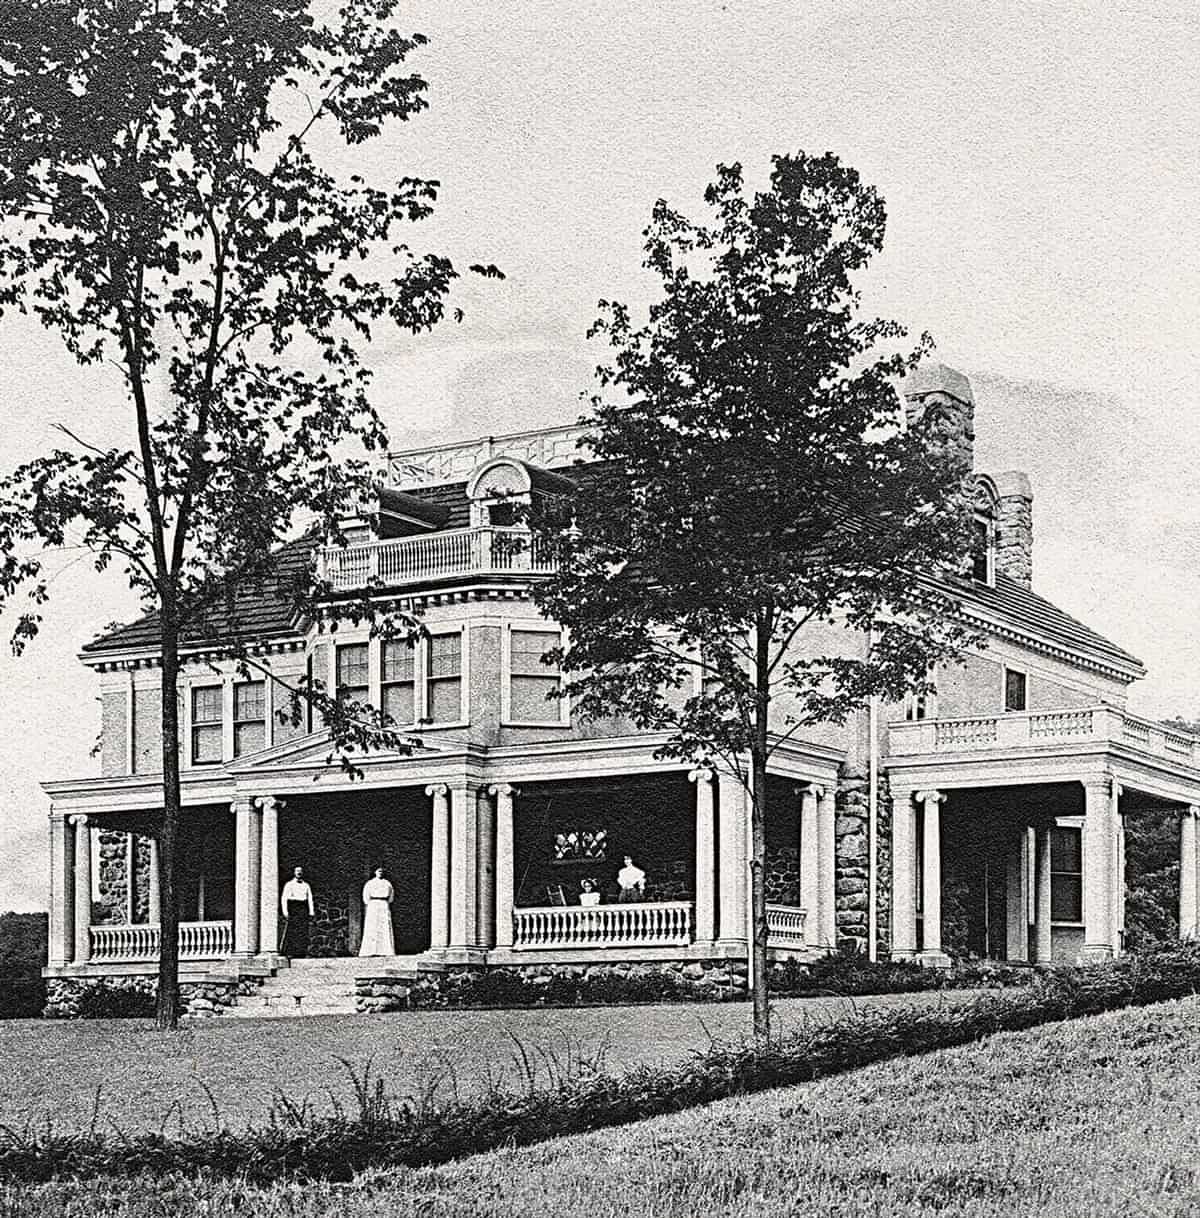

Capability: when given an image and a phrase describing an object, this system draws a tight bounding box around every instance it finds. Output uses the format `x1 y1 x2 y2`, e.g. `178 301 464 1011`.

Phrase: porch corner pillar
689 768 716 942
916 790 949 967
890 791 917 960
798 785 821 945
490 784 516 948
231 797 261 956
716 771 748 944
48 812 74 966
476 787 497 947
1082 776 1116 961
71 815 92 965
257 797 283 955
1034 825 1053 963
1180 805 1199 940
447 783 481 950
817 786 837 950
147 836 161 925
426 784 451 950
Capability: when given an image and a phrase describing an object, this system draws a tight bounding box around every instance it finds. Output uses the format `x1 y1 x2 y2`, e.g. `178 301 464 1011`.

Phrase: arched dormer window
466 457 533 529
972 477 998 585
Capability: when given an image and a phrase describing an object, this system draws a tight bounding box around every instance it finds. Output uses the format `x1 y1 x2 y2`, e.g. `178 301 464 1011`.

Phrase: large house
40 363 1200 1010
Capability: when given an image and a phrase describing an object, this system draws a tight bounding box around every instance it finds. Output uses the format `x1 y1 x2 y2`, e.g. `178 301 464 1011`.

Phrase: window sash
191 722 222 765
1004 669 1028 713
233 680 265 724
1049 827 1083 921
192 685 222 725
428 633 461 679
510 630 559 676
336 643 369 694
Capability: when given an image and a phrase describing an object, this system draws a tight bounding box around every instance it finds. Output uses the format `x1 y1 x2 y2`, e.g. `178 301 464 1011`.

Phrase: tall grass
1 943 1198 1185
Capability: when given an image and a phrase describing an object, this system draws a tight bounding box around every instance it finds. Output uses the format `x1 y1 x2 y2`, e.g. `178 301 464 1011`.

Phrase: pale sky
1 1 1199 910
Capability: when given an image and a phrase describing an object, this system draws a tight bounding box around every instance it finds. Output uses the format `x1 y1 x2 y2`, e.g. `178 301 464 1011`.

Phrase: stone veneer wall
834 766 891 956
43 974 262 1019
309 892 351 957
95 832 152 925
764 844 800 905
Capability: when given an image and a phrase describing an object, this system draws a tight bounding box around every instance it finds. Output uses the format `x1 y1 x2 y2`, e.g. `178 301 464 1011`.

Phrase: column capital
487 782 517 798
230 796 256 815
425 783 449 798
254 795 286 814
687 767 714 785
69 814 88 827
1187 804 1200 819
1081 774 1114 796
915 789 945 806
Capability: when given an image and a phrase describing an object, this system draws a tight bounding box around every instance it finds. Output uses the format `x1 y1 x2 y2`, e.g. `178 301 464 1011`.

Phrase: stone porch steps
225 955 426 1019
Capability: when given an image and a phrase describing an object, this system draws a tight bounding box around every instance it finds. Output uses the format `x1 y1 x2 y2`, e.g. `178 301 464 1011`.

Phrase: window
426 632 462 723
972 516 994 584
233 681 266 757
1004 668 1028 713
508 629 562 723
381 640 416 727
335 643 369 704
1050 827 1083 921
191 685 223 764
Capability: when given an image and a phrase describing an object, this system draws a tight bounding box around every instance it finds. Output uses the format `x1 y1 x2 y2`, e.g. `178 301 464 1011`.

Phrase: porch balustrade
889 706 1200 766
765 903 807 949
512 900 694 950
318 526 556 592
88 920 234 963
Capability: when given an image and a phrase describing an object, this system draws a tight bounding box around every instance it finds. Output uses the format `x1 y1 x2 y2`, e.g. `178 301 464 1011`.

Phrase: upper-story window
381 639 416 727
426 632 463 724
467 459 532 530
191 685 223 765
336 642 369 704
233 681 266 757
971 479 997 586
506 627 564 724
1004 667 1028 713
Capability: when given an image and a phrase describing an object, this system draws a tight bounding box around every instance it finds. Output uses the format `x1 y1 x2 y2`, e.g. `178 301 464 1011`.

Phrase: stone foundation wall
834 766 891 956
356 958 750 1013
43 974 261 1019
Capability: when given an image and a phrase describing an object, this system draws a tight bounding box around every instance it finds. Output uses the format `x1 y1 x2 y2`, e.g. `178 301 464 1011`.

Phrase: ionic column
426 784 450 950
231 797 261 955
490 784 516 949
799 785 821 944
689 768 716 942
477 787 497 947
48 813 74 966
1034 826 1053 962
818 786 837 950
72 815 92 965
716 771 748 943
891 791 917 960
257 797 283 956
147 837 161 924
448 783 480 950
916 790 948 966
1082 777 1115 961
1181 806 1199 940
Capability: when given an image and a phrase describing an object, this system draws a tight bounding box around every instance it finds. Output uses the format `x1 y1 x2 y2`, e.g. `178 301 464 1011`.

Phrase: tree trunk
750 612 772 1044
155 608 182 1030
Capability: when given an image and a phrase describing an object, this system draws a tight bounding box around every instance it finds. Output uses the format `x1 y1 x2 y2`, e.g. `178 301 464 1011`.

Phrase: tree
533 153 978 1042
0 0 499 1028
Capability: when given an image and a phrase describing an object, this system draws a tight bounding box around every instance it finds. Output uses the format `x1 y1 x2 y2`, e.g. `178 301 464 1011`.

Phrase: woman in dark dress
279 866 314 957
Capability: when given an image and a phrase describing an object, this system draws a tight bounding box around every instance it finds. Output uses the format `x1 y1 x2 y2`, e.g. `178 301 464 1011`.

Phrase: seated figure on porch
578 878 601 907
358 867 395 957
280 866 315 958
617 855 646 902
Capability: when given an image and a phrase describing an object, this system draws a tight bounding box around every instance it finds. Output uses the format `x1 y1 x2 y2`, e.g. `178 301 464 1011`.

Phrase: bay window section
509 628 562 723
426 632 463 724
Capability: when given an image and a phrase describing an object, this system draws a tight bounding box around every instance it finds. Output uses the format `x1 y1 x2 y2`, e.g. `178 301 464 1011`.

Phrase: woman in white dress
358 867 396 956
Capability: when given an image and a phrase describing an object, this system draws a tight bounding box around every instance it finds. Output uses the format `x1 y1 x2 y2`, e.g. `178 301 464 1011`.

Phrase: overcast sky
1 1 1199 911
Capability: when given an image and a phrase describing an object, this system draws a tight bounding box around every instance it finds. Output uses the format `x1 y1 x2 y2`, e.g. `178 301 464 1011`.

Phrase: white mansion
40 364 1200 1005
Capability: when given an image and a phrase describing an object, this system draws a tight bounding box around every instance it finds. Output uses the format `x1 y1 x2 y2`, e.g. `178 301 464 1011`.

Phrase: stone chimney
992 470 1033 587
902 361 975 478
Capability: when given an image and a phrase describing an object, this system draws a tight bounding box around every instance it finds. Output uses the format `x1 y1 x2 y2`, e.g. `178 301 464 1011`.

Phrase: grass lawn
4 994 1200 1216
0 990 982 1135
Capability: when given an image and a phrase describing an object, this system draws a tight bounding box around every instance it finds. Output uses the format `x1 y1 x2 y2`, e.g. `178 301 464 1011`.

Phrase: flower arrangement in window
552 827 608 863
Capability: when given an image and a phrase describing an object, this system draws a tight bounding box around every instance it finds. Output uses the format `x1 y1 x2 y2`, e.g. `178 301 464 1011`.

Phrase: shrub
0 912 47 1019
5 943 1200 1184
767 951 1032 998
73 981 156 1020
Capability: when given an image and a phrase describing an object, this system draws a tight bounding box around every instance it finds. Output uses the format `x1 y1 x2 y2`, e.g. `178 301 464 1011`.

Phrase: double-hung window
381 640 416 727
507 628 562 724
335 642 369 705
191 686 223 765
1004 667 1028 713
233 681 266 757
426 632 463 724
1050 827 1083 922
